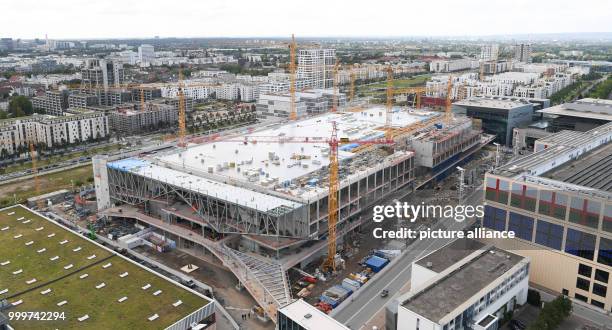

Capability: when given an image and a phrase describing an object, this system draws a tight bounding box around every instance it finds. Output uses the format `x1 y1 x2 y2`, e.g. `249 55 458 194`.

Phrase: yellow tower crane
177 66 187 147
289 34 298 121
445 75 453 124
385 66 394 139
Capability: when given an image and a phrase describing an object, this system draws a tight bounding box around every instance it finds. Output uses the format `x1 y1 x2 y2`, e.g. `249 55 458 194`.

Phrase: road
332 187 484 329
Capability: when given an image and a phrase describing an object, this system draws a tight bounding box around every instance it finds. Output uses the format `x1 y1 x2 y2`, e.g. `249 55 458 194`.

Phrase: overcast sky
4 0 611 39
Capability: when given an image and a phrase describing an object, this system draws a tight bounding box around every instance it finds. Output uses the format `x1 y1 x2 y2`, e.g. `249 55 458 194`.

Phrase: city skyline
3 0 611 39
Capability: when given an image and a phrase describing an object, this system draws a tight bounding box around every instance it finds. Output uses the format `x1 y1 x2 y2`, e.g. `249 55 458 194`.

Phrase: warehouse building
482 122 612 311
538 98 612 132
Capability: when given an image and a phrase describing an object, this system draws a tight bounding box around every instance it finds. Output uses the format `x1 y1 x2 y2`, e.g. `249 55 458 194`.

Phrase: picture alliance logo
372 202 485 223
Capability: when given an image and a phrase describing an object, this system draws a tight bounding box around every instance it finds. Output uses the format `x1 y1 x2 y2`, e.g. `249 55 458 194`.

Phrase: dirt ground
134 246 273 330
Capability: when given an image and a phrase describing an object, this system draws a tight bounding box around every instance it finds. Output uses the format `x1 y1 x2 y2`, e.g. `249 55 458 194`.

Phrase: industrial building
538 98 612 132
452 97 535 146
482 122 612 311
387 239 530 330
93 106 487 321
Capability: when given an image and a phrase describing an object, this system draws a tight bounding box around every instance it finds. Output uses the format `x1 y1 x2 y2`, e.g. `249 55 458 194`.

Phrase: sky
3 0 612 39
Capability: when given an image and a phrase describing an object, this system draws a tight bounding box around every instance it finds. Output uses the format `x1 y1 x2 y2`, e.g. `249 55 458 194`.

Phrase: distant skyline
3 0 612 39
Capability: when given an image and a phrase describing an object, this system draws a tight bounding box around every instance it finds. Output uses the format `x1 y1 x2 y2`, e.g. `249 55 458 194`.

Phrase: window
486 177 509 204
595 269 609 283
603 204 612 233
593 283 607 297
483 206 507 231
509 212 534 241
569 197 600 229
565 228 596 260
576 277 590 291
590 299 605 309
535 220 564 250
539 191 567 221
578 264 592 278
598 237 612 267
574 293 588 302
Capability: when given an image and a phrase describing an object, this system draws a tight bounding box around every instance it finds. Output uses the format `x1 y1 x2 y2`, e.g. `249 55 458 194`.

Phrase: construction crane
210 127 393 272
177 66 187 147
29 143 43 209
445 75 453 124
289 34 298 121
385 66 394 139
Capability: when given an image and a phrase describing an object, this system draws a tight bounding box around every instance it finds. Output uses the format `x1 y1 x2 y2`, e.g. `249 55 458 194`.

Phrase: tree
8 95 33 117
0 111 7 119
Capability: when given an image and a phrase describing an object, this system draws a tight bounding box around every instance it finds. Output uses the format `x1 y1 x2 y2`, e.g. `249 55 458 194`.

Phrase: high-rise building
480 44 499 61
297 49 336 88
138 44 155 65
514 43 532 63
80 59 125 105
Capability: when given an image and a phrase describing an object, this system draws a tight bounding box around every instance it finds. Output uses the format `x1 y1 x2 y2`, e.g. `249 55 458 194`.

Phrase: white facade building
392 239 530 330
138 44 155 66
297 49 336 88
430 59 479 73
480 44 499 61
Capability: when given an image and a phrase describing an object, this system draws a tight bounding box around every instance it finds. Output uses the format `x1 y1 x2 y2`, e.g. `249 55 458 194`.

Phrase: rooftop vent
304 313 312 319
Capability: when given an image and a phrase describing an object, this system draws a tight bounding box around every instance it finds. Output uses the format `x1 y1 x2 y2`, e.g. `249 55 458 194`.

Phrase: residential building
297 49 336 88
430 59 478 73
388 239 530 330
453 97 535 146
31 90 69 116
277 299 349 330
68 93 99 108
80 59 124 105
0 110 109 156
138 44 155 66
480 44 499 61
514 44 532 63
482 123 612 311
108 103 177 135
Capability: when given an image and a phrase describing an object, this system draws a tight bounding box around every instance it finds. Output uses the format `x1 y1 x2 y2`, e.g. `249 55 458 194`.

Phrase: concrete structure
94 106 479 321
483 123 612 311
68 93 99 108
430 59 478 73
0 110 109 155
256 93 308 119
32 90 68 116
297 49 336 88
80 59 125 106
453 97 535 146
514 44 532 63
389 239 529 330
278 299 348 330
538 98 612 132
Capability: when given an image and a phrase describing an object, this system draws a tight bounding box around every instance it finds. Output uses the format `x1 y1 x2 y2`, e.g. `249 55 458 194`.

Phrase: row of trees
587 76 612 99
526 295 572 330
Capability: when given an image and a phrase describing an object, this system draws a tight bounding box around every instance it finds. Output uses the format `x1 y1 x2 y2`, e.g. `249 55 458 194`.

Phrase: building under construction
93 105 487 321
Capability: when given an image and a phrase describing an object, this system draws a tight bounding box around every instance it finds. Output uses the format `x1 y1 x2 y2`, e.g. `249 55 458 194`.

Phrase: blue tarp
365 255 389 273
107 158 150 172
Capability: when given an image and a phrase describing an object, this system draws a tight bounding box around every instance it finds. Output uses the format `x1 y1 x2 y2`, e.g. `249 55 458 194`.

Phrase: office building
297 49 336 88
538 98 612 132
389 239 530 330
453 97 535 146
514 44 532 63
256 93 308 119
483 123 612 311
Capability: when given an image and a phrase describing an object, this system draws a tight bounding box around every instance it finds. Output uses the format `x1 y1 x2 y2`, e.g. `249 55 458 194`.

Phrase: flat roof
543 143 612 192
279 299 349 330
415 239 485 273
402 245 525 323
0 205 212 330
453 97 532 110
539 98 612 121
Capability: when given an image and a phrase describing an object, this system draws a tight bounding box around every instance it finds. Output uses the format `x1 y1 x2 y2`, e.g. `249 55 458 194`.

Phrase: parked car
380 289 389 298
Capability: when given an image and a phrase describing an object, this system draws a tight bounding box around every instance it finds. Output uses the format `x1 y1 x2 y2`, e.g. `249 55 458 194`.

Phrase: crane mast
178 66 187 147
289 34 297 120
323 121 339 272
385 66 394 139
445 75 453 124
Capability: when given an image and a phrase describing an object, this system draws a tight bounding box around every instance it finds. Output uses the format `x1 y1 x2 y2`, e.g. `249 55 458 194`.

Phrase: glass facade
486 177 509 205
565 228 596 261
598 237 612 267
484 206 507 231
277 312 306 330
569 197 600 229
535 220 564 250
538 191 567 221
508 212 534 241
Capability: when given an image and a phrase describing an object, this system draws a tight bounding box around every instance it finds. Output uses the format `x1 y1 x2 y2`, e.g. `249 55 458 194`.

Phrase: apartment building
108 103 177 135
80 59 125 106
514 44 532 63
430 59 479 73
0 110 109 155
31 90 69 116
138 44 155 66
68 93 99 108
480 44 499 61
389 239 530 330
297 49 336 88
482 123 612 311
